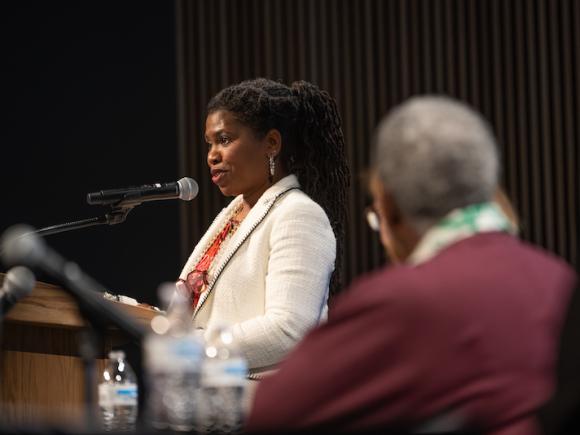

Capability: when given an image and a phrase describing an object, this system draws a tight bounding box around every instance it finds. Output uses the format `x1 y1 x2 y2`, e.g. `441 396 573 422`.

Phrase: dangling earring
269 155 276 180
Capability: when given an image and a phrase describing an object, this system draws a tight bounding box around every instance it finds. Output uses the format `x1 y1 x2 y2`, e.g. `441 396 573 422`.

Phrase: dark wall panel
177 0 579 290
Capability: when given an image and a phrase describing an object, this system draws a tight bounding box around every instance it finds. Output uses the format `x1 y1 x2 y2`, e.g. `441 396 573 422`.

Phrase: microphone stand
34 205 135 237
78 325 101 429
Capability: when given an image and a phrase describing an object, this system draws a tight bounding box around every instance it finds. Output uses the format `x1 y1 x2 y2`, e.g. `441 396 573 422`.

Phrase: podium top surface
0 273 158 330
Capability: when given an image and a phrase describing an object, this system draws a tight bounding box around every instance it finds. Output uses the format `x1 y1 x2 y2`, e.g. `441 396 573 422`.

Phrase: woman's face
205 110 271 201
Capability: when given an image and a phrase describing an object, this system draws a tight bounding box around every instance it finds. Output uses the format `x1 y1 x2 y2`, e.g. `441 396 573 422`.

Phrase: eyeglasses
365 206 380 232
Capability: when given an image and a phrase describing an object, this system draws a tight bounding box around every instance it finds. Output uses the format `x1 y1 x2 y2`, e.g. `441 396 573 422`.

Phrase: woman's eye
219 135 230 144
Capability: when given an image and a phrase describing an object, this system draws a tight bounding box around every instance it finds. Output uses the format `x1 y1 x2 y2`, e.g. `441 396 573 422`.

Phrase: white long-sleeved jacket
180 174 336 377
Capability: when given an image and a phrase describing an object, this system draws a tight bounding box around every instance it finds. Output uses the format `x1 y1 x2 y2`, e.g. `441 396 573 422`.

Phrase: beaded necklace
178 202 244 309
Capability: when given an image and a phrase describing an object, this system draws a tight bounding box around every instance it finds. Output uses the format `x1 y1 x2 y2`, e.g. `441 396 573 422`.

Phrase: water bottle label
202 358 249 387
98 383 138 407
144 335 203 371
171 338 203 360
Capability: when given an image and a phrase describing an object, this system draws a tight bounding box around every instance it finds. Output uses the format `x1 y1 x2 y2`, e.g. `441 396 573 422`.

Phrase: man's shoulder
333 233 576 317
330 265 422 317
430 232 575 282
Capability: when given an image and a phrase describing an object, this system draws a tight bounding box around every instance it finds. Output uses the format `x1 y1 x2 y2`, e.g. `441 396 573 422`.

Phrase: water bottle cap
158 281 186 311
108 350 126 360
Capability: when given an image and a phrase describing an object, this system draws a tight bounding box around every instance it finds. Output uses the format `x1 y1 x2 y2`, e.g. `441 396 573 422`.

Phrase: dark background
1 1 180 305
1 0 578 306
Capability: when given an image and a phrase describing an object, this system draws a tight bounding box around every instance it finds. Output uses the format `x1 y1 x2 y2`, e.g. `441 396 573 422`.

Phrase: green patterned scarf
408 202 517 266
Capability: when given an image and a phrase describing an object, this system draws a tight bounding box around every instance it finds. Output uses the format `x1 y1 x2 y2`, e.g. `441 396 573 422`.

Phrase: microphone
87 177 199 206
1 266 35 315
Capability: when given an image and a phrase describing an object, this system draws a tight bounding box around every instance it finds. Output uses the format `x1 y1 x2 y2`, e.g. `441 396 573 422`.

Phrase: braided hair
207 78 350 296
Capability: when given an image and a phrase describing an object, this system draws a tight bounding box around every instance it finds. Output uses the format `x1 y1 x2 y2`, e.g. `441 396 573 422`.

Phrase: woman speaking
177 78 349 378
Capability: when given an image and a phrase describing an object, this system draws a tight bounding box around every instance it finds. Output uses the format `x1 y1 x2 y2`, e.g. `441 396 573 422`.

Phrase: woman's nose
207 145 220 165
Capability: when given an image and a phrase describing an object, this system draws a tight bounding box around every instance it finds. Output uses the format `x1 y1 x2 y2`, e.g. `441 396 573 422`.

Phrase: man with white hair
247 96 577 434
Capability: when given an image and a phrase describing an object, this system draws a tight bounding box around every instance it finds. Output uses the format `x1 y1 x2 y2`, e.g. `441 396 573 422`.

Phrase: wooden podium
0 274 158 426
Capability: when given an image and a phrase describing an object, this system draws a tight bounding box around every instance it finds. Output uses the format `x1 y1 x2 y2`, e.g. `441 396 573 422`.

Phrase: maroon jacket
247 233 576 435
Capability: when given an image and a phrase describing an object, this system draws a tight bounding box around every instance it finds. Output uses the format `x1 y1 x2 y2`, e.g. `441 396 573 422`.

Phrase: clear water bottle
198 324 249 434
144 282 204 431
98 350 138 432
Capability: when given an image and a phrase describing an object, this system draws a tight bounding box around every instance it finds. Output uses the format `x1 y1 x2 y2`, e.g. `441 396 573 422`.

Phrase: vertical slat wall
176 0 579 290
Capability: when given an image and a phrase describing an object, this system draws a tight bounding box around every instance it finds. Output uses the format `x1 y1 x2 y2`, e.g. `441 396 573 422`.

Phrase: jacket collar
221 174 301 237
408 201 516 266
255 174 300 206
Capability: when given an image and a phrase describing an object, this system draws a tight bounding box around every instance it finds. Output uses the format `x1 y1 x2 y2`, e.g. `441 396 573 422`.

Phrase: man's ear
380 189 403 228
264 129 282 157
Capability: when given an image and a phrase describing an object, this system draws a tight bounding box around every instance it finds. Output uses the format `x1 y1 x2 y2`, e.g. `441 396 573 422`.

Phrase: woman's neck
242 171 288 210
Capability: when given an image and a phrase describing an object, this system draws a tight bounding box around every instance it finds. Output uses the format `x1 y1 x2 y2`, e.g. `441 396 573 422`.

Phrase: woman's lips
211 170 227 184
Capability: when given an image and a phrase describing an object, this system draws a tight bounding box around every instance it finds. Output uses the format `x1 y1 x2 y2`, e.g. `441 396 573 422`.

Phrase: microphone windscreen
0 225 46 268
178 177 199 201
3 266 36 301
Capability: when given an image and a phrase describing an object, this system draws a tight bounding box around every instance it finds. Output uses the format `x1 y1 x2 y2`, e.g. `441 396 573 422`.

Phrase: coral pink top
178 217 240 310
